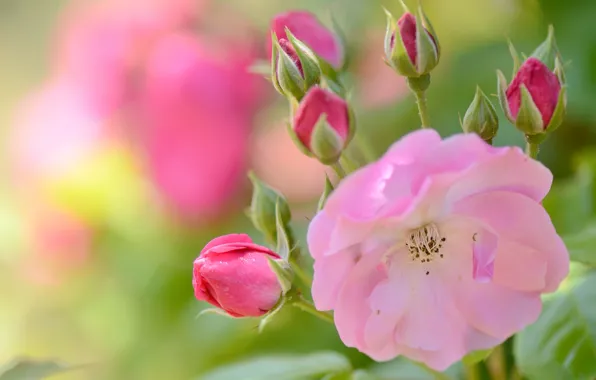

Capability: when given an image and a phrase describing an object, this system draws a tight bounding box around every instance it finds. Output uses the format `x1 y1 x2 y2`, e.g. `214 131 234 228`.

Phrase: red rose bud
498 57 565 135
384 5 439 78
271 32 322 101
291 86 353 165
193 234 282 317
268 11 343 68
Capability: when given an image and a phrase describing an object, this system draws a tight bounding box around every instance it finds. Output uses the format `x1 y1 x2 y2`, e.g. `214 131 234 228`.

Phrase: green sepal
257 297 287 333
545 85 567 133
273 36 306 101
496 69 514 122
196 308 234 319
462 86 499 142
274 200 292 260
397 0 411 13
554 55 567 86
508 39 521 78
419 5 440 55
248 172 292 245
266 257 293 295
285 29 321 90
516 84 545 135
415 6 439 75
286 121 312 157
318 175 334 211
310 114 345 165
270 32 283 94
530 24 560 70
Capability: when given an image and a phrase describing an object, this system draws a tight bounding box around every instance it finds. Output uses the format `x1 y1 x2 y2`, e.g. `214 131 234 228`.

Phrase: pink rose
292 86 351 164
53 0 201 115
505 57 562 129
138 33 260 222
268 11 343 68
193 234 282 317
308 129 569 370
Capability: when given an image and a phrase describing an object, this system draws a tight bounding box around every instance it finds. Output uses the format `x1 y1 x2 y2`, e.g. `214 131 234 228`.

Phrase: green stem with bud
288 251 312 288
414 91 431 128
292 296 334 324
331 161 347 179
407 74 432 129
525 142 540 159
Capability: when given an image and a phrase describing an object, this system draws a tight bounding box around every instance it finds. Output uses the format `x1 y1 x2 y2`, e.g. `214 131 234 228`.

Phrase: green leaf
368 358 463 380
564 222 596 266
200 352 352 380
515 273 596 379
0 358 72 380
462 349 493 365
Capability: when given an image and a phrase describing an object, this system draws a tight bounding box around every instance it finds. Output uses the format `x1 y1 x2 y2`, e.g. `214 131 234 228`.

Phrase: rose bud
384 4 440 78
268 11 344 69
271 31 322 101
247 172 292 246
193 234 282 317
462 86 499 144
291 86 354 165
498 57 566 135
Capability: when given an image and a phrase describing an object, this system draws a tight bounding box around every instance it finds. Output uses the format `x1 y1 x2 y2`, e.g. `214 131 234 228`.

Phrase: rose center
405 223 446 266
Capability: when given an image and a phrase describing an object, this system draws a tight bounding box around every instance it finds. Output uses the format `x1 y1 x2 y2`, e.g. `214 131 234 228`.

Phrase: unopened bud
462 86 499 144
384 4 440 78
248 173 291 245
291 86 354 165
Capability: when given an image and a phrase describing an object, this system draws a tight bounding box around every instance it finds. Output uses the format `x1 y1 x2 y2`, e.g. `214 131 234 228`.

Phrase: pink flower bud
292 87 352 164
193 234 282 317
269 11 343 68
396 13 418 65
278 38 303 77
506 57 561 129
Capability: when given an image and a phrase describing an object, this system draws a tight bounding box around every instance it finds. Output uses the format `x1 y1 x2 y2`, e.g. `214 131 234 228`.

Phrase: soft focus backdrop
1 0 595 379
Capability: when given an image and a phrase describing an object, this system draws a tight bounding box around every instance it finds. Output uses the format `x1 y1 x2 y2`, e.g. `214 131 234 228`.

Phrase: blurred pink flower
308 130 568 370
138 33 264 222
268 11 343 68
53 0 203 115
10 80 107 190
193 234 282 317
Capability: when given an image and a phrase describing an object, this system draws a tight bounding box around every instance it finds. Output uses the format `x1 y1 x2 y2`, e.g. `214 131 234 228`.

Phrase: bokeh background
1 0 595 379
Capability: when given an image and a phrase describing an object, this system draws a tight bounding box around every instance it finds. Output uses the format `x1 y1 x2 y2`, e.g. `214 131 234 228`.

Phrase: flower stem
414 90 431 129
292 296 334 324
331 161 347 179
525 141 540 159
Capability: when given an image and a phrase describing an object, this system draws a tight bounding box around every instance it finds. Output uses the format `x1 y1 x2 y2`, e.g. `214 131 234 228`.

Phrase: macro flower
505 57 562 131
193 234 282 317
268 11 343 68
307 129 569 370
384 9 440 78
291 86 353 164
138 33 263 222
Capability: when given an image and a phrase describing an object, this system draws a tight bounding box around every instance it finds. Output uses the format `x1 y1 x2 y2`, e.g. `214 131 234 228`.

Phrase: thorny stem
288 253 312 288
331 161 347 179
414 90 431 129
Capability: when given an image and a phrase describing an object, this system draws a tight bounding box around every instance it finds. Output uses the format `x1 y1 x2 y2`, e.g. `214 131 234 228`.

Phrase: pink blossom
138 33 262 222
308 129 569 370
506 57 561 129
193 234 282 317
268 11 343 68
53 0 201 115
